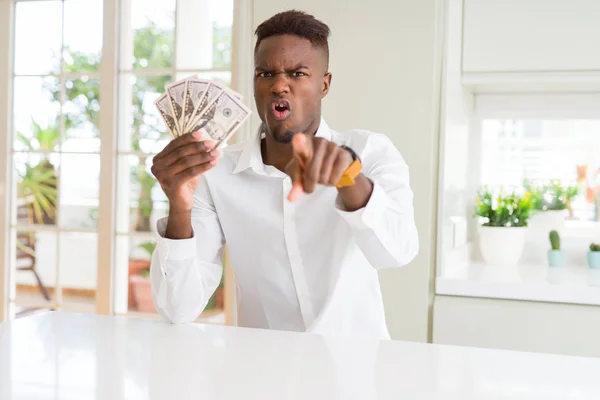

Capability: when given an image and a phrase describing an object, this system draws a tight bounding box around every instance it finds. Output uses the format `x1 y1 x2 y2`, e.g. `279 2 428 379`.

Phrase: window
480 119 600 221
2 0 237 321
9 0 104 314
114 0 234 318
435 94 600 306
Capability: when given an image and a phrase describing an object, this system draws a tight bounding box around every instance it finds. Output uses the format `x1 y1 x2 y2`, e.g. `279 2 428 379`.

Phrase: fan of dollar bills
154 75 252 148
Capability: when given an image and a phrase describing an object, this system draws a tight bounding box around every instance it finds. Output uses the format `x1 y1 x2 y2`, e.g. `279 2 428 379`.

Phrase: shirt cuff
334 181 390 230
156 217 197 261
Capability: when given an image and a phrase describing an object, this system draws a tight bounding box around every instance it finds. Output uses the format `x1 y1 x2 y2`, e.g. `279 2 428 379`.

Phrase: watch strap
336 159 362 188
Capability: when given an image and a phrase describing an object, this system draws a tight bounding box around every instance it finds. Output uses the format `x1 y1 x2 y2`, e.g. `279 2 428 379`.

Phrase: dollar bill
225 85 243 101
188 89 251 148
154 92 180 138
154 76 251 143
181 78 211 134
184 81 224 132
165 80 187 134
211 79 243 101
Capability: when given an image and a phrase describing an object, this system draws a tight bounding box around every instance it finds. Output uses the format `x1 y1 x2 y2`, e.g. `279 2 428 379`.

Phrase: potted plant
16 119 60 225
547 230 565 267
525 179 578 231
587 243 600 269
565 184 580 219
474 186 533 266
129 241 157 313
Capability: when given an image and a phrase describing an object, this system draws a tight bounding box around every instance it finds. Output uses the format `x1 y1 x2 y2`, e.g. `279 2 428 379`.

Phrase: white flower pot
478 226 527 266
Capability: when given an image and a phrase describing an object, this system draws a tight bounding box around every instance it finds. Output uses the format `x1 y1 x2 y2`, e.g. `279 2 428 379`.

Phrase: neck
261 118 321 171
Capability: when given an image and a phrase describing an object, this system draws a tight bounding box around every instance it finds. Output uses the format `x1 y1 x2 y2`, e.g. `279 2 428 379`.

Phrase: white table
1 312 600 399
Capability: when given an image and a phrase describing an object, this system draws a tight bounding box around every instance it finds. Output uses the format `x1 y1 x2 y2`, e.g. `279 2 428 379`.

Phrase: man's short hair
254 10 331 68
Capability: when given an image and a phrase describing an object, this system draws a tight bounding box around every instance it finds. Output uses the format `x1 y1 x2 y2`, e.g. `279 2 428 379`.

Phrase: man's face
254 34 331 144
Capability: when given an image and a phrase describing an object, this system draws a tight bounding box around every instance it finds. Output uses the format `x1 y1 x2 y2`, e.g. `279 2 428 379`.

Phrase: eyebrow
255 65 311 72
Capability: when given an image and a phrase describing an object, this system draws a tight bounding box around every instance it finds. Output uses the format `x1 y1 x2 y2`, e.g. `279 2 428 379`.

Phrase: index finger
155 130 215 161
286 160 304 202
292 133 313 169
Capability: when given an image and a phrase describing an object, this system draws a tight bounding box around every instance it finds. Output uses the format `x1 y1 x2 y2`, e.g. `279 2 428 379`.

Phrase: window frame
0 0 251 321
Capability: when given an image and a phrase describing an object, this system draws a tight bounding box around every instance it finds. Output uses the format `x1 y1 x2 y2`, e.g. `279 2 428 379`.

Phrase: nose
270 73 289 95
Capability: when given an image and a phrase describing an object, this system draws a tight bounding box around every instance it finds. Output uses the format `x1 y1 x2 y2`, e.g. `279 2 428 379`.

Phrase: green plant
549 230 561 251
17 160 58 225
590 243 600 252
523 179 579 212
15 117 61 225
16 118 60 152
474 186 533 227
138 241 156 258
566 185 579 201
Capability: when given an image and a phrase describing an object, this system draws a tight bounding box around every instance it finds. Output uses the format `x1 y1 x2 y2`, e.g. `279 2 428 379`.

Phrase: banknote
154 92 180 137
181 78 211 135
187 89 251 148
155 75 251 145
184 81 224 133
165 80 187 133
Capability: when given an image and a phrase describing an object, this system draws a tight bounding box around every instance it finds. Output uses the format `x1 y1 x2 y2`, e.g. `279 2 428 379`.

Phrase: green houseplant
587 243 600 269
524 179 580 228
547 230 565 267
16 119 60 225
474 186 533 266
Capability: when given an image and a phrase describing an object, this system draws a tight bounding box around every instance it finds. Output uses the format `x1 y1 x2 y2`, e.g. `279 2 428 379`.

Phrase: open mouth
271 99 291 120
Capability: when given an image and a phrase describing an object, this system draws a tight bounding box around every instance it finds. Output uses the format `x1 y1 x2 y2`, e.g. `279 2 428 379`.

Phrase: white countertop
436 244 600 306
2 312 600 399
437 260 600 305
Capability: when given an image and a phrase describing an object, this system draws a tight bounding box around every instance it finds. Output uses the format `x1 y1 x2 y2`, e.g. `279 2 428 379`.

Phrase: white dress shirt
150 118 418 339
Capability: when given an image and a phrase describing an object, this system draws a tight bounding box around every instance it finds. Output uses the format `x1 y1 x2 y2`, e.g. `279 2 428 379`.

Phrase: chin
273 130 295 144
266 123 295 144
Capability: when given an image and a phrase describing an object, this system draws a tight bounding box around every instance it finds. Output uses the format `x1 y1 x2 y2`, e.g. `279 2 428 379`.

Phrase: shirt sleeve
150 176 225 323
335 133 419 269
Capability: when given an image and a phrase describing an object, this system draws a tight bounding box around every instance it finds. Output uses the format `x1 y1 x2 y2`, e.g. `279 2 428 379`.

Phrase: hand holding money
152 75 251 238
151 131 220 213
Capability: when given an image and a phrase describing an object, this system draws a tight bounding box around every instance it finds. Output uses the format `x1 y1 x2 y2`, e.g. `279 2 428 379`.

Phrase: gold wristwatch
336 145 362 188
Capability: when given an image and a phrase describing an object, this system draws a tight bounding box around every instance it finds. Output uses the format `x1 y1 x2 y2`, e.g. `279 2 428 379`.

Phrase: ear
321 72 332 98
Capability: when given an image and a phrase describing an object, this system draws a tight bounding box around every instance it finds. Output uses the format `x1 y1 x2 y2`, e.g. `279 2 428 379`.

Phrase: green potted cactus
587 243 600 269
547 230 565 267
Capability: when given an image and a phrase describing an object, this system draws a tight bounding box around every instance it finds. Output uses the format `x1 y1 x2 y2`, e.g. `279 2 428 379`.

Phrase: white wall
461 0 600 93
463 0 600 73
252 0 443 341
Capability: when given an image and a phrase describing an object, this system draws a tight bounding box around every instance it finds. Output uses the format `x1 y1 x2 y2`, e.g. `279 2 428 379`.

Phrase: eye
291 71 307 77
257 71 273 78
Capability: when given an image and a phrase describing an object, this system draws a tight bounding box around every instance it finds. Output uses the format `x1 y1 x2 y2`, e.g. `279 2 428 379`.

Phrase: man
149 10 418 339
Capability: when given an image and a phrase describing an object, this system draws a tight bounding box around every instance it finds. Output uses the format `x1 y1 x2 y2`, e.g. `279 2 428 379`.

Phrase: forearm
337 174 373 212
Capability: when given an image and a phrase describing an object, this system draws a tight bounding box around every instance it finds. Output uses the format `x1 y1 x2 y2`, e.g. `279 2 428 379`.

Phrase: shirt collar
232 117 332 175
